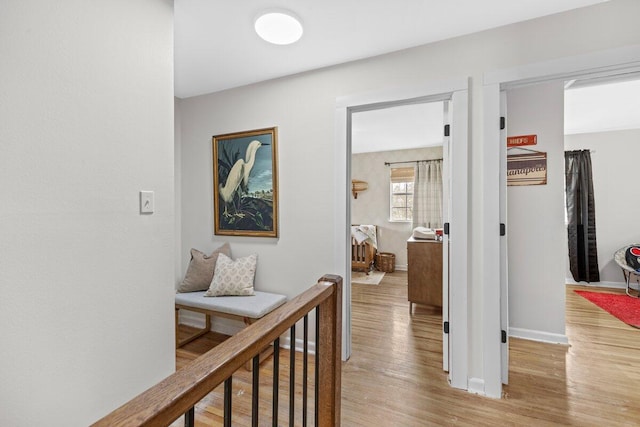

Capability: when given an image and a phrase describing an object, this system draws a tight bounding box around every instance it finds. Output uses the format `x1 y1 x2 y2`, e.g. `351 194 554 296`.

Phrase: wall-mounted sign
507 151 547 186
507 134 537 148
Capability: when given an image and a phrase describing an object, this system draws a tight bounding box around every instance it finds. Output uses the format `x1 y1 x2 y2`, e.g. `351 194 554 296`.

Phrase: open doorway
335 82 470 390
499 74 640 396
488 51 640 397
348 100 446 369
564 75 640 288
334 78 469 389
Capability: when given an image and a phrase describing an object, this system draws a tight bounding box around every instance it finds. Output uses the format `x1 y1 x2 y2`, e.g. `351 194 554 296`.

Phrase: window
390 166 414 221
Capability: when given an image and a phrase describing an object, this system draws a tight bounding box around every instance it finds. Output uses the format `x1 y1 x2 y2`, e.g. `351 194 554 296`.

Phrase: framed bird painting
212 127 279 237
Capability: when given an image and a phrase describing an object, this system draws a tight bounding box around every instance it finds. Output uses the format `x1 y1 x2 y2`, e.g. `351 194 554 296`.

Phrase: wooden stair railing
92 274 342 427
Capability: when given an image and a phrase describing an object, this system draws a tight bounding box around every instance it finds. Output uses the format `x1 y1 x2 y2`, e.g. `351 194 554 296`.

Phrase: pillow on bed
205 253 257 297
176 243 231 293
351 228 369 245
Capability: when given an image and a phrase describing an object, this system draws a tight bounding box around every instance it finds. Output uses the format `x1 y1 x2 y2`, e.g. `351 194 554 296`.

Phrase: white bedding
351 224 377 249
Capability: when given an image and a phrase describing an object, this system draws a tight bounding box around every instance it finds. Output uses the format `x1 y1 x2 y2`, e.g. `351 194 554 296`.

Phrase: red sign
507 134 537 147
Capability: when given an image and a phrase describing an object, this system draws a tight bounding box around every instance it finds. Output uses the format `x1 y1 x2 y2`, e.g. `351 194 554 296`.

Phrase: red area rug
575 290 640 329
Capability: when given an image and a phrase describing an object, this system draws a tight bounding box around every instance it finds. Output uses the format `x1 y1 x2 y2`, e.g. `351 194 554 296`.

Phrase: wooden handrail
92 274 342 427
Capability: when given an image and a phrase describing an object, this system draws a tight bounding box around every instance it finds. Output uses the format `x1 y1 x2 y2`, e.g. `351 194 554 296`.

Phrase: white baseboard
467 378 486 396
565 278 626 290
394 264 408 271
509 327 569 345
178 311 244 336
280 336 316 355
178 311 317 353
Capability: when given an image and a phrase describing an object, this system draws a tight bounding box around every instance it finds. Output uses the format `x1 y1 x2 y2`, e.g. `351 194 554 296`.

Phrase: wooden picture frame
212 127 278 237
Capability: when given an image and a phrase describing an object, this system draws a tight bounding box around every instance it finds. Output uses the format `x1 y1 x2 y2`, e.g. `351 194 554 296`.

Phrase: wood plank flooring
175 272 640 426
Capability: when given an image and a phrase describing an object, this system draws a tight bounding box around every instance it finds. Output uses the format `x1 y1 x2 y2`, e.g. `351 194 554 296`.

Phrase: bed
351 225 377 273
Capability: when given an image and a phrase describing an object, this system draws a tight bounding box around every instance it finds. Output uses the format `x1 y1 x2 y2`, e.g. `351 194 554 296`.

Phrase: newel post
317 274 342 427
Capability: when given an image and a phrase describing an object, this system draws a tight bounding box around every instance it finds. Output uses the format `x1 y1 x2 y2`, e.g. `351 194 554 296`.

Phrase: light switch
140 191 154 214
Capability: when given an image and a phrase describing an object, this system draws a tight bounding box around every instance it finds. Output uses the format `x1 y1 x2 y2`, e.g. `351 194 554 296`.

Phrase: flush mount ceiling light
254 10 303 45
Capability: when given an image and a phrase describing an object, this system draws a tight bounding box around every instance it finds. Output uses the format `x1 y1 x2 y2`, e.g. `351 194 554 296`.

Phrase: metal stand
622 268 640 298
615 245 640 298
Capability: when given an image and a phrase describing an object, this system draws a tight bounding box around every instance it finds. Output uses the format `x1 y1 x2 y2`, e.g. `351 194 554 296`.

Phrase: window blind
390 166 415 183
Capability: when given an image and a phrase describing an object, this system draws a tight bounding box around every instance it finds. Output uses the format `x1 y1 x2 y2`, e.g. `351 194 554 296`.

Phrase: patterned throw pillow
176 243 231 293
205 253 257 297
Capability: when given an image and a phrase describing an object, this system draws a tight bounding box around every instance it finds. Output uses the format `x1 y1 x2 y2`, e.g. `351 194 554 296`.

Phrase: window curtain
565 150 600 282
412 159 443 229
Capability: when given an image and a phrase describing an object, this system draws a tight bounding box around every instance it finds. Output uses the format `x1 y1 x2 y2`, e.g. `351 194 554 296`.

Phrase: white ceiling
351 102 444 154
175 0 627 154
174 0 609 98
565 78 640 135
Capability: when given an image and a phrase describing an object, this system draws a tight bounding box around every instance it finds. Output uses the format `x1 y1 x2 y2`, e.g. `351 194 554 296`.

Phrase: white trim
498 89 510 388
484 45 640 87
441 99 450 375
334 104 351 361
178 312 318 352
178 311 244 336
336 78 469 109
394 264 408 272
177 310 204 328
280 336 317 355
509 328 569 345
565 279 626 289
449 89 469 390
467 378 486 396
335 78 470 389
481 83 503 399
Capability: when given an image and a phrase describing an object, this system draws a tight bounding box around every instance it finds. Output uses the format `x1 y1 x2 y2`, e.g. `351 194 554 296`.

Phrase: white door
499 91 509 384
442 100 451 374
448 90 469 390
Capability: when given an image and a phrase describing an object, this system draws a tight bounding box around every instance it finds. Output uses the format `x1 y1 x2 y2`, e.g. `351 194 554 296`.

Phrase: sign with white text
507 134 537 148
507 151 547 186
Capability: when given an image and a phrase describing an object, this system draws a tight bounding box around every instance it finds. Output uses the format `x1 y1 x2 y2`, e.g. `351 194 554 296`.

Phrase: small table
614 245 640 298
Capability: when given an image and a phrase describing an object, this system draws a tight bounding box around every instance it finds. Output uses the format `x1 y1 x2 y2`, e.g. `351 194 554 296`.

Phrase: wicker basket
376 252 395 273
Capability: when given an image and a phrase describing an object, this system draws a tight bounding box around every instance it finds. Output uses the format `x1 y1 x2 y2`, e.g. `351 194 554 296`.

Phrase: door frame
482 44 640 399
334 77 469 389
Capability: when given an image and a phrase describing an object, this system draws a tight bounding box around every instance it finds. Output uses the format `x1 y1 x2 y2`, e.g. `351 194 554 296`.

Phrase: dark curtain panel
565 150 600 282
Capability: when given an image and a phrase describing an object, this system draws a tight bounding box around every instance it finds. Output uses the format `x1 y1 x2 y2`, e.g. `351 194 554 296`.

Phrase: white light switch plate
140 191 154 214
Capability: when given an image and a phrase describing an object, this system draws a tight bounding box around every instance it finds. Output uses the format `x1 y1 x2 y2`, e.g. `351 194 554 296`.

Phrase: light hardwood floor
176 272 640 426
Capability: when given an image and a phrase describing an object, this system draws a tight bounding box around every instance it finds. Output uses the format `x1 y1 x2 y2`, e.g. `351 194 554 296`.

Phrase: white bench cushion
175 291 287 319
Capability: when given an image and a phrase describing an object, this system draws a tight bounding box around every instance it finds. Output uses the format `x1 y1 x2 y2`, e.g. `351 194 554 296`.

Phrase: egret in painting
219 140 269 217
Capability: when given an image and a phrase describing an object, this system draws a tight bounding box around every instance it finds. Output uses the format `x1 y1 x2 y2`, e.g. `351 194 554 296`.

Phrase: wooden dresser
407 237 443 311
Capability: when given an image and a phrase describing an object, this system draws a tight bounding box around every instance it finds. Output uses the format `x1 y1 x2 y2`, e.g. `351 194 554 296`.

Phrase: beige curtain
412 160 443 229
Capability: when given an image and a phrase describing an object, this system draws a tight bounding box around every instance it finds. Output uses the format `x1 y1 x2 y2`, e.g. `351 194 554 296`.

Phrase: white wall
351 147 443 269
565 128 640 284
507 82 567 342
177 0 640 389
0 1 175 425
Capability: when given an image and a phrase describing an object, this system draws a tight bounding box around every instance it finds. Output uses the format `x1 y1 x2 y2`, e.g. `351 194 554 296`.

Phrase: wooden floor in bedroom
175 271 640 426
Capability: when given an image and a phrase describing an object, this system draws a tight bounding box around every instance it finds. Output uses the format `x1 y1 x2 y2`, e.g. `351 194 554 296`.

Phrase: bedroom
349 100 447 361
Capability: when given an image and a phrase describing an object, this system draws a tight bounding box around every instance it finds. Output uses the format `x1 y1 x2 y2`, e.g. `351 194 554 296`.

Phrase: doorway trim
482 44 640 399
335 77 469 389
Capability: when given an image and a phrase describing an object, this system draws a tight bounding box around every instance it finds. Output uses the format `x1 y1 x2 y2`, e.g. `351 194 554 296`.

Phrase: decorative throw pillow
205 253 257 297
176 243 231 293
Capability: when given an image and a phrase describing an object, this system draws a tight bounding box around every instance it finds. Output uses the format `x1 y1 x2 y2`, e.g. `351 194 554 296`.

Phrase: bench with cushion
175 290 287 348
175 243 287 368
